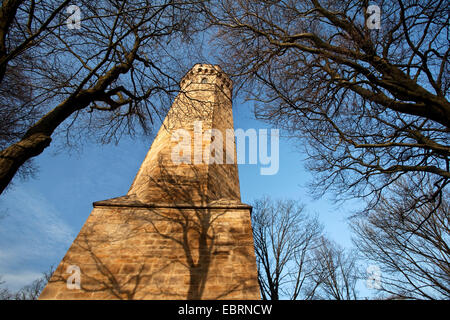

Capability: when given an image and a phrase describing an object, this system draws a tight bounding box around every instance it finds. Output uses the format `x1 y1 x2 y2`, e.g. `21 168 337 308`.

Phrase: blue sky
0 94 371 297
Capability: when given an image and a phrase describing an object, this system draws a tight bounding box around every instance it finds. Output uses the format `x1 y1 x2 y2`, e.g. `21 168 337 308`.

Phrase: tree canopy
205 0 449 213
0 0 204 194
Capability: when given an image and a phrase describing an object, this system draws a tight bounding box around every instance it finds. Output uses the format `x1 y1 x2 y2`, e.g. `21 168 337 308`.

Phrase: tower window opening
201 77 208 84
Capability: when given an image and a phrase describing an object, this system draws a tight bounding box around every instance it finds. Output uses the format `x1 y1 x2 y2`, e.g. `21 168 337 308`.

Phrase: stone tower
39 64 260 300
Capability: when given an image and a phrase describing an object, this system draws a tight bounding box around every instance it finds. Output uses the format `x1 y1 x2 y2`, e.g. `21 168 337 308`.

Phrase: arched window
201 77 208 84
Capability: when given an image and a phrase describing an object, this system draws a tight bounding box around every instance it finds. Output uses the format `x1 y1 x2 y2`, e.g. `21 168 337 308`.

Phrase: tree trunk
0 0 24 82
0 133 51 194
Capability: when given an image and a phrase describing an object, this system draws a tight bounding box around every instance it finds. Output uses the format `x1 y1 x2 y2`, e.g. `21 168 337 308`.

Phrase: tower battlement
180 63 233 93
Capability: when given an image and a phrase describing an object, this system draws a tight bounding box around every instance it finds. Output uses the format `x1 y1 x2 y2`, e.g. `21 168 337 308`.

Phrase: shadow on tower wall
40 159 259 300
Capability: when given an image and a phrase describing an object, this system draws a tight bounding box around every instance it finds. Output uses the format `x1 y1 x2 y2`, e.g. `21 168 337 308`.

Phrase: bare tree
251 197 323 300
311 237 360 300
0 0 206 194
0 277 13 300
351 179 450 300
14 266 55 300
0 265 54 300
204 0 449 215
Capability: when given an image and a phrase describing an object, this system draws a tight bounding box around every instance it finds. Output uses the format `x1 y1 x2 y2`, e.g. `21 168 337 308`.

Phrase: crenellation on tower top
180 63 233 94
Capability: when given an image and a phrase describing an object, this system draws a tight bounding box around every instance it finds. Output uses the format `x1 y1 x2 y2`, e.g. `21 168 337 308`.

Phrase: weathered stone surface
39 64 260 300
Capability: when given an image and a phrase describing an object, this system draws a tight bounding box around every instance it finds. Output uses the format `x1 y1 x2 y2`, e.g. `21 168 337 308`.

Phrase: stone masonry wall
39 204 260 299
